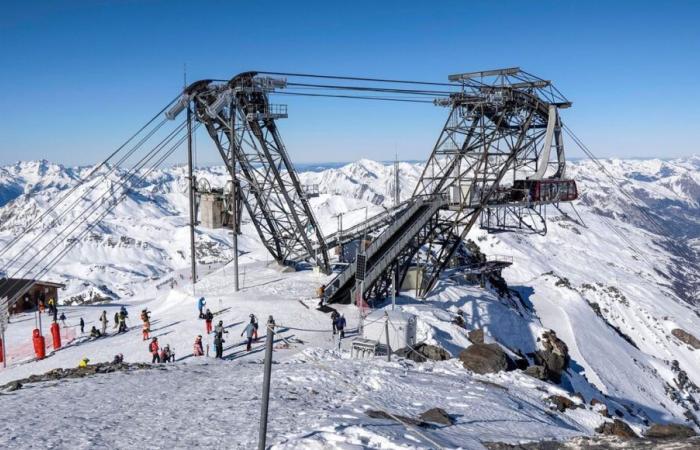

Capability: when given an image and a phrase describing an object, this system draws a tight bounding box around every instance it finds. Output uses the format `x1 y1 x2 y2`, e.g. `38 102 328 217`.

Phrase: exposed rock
644 423 697 439
419 407 455 426
524 365 548 381
590 399 609 417
468 328 484 344
0 362 154 391
534 330 570 383
3 381 22 392
365 409 427 428
595 419 639 438
459 343 512 374
395 343 451 363
547 395 577 412
672 329 700 349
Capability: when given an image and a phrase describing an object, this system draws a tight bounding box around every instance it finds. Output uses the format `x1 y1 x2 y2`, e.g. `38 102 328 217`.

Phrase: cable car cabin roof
0 278 66 300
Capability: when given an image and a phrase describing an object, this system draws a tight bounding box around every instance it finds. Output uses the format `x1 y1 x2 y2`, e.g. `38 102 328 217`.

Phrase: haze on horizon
1 0 698 167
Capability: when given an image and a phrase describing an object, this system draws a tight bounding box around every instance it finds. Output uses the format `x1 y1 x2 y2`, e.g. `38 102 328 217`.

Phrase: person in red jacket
149 337 160 363
193 335 204 357
204 309 214 334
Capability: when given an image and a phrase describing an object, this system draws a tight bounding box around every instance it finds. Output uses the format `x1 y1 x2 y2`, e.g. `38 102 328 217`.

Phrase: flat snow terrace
0 351 600 449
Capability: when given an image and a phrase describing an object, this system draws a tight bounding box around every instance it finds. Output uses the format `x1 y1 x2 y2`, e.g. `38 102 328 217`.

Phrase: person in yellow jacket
78 357 90 368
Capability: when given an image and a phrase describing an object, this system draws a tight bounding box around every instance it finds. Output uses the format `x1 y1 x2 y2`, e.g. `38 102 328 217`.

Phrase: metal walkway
325 196 447 303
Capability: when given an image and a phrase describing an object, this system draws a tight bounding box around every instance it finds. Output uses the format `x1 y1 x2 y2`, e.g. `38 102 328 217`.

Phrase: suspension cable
0 97 178 261
273 91 436 104
0 118 170 272
1 120 187 280
22 126 197 296
257 70 457 88
0 121 191 303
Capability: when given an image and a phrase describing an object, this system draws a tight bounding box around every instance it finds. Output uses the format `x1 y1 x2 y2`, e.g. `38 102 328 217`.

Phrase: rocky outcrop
468 328 485 344
672 329 700 349
534 330 570 383
419 408 455 426
0 362 154 391
595 419 639 438
644 423 697 439
459 343 512 374
547 395 577 412
524 365 548 381
395 343 451 363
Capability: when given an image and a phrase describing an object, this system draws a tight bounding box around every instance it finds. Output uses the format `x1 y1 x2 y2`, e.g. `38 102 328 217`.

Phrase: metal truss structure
344 68 575 301
172 73 331 273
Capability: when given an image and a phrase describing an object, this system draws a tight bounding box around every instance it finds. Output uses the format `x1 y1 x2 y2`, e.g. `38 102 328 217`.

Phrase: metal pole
1 325 6 368
258 316 275 450
37 304 43 336
392 269 396 311
187 107 197 288
384 316 391 362
230 102 239 292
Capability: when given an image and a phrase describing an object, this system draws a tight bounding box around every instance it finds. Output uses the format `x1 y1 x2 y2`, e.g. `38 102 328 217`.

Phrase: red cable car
512 179 578 203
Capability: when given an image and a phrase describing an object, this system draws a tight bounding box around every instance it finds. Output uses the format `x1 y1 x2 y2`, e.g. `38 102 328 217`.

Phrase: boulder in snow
644 423 697 439
671 329 700 349
459 343 512 374
595 419 638 438
468 328 485 344
534 330 570 383
395 343 451 363
419 407 455 426
547 395 577 412
524 365 548 381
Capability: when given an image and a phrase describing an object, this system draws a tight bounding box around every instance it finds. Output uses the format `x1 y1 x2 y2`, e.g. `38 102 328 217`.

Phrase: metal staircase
325 196 447 303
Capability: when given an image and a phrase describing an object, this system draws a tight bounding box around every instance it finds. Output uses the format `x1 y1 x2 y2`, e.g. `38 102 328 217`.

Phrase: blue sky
1 0 698 166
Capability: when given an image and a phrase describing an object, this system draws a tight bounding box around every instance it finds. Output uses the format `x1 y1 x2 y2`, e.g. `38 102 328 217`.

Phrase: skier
317 284 326 308
241 321 255 351
140 309 151 323
118 311 128 333
193 335 204 357
214 332 225 359
149 337 160 363
142 320 150 341
79 317 85 334
330 310 339 334
112 353 124 364
113 311 120 329
335 314 347 339
78 357 90 368
197 297 206 319
160 344 174 363
204 309 214 334
47 297 55 316
250 314 259 341
99 310 108 335
59 312 67 327
89 326 102 338
120 306 128 318
214 320 228 337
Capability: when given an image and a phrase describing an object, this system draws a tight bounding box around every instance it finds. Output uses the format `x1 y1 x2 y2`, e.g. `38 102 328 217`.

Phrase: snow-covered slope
0 156 699 446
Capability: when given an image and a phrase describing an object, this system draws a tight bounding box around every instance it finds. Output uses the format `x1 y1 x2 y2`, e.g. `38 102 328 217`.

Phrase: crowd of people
65 289 350 369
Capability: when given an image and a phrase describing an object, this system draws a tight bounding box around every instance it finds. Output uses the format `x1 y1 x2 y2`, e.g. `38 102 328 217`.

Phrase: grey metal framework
175 73 331 272
327 68 575 302
410 69 571 297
